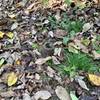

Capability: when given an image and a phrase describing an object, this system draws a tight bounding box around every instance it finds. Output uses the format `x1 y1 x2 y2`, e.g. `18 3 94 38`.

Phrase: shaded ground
0 0 100 100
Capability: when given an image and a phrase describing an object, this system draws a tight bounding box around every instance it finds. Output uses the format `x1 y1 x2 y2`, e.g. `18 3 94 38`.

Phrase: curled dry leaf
34 90 51 100
88 74 100 86
35 56 52 65
7 72 18 86
55 86 71 100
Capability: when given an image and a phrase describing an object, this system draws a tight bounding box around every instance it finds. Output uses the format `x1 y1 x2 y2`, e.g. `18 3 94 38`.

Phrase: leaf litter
0 0 100 99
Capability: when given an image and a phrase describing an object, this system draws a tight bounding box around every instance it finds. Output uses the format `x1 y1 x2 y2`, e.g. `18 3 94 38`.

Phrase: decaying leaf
34 90 51 100
88 74 100 86
35 56 52 65
0 31 5 39
7 72 18 86
55 86 71 100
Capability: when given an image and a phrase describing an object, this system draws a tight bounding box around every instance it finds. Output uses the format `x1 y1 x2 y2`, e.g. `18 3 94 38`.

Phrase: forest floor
0 0 100 100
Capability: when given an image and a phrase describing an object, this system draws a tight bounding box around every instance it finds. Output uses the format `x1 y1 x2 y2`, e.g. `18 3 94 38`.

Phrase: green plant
57 50 99 77
48 13 84 43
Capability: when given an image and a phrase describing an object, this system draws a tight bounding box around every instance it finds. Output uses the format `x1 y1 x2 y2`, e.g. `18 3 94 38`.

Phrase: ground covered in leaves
0 0 100 100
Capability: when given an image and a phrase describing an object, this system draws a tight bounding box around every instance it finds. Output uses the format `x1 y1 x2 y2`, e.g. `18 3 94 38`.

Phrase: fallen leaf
55 86 71 100
23 93 31 100
54 48 62 56
8 14 16 19
7 72 18 86
81 38 90 46
92 50 100 60
35 56 52 65
88 74 100 86
77 78 89 91
0 58 5 67
11 22 18 30
52 56 60 65
0 90 15 97
68 42 79 54
6 32 14 39
46 66 55 77
74 39 89 53
82 23 92 32
0 31 5 39
34 90 51 100
54 29 67 38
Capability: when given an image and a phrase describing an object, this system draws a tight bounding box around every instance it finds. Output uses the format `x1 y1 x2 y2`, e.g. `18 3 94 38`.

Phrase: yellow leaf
6 32 14 39
0 31 5 39
88 74 100 86
7 72 18 86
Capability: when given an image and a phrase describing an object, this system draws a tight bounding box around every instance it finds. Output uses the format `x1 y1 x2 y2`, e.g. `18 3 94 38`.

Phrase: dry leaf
52 56 60 65
23 93 31 100
54 29 67 38
92 50 100 60
77 79 89 91
82 23 92 32
0 90 15 97
35 56 52 65
74 39 89 53
6 32 14 39
8 14 16 19
34 90 51 100
88 74 100 86
0 31 5 39
55 86 71 100
7 72 18 86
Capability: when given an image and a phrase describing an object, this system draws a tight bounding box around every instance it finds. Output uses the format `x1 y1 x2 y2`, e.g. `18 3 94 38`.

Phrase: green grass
47 49 99 77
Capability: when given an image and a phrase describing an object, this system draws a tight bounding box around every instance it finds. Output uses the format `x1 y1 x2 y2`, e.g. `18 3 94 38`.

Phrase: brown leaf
35 56 52 65
54 29 67 38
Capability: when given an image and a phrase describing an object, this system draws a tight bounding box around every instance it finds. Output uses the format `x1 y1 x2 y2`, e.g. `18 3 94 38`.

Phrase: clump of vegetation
47 49 99 77
48 12 84 34
60 50 99 77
